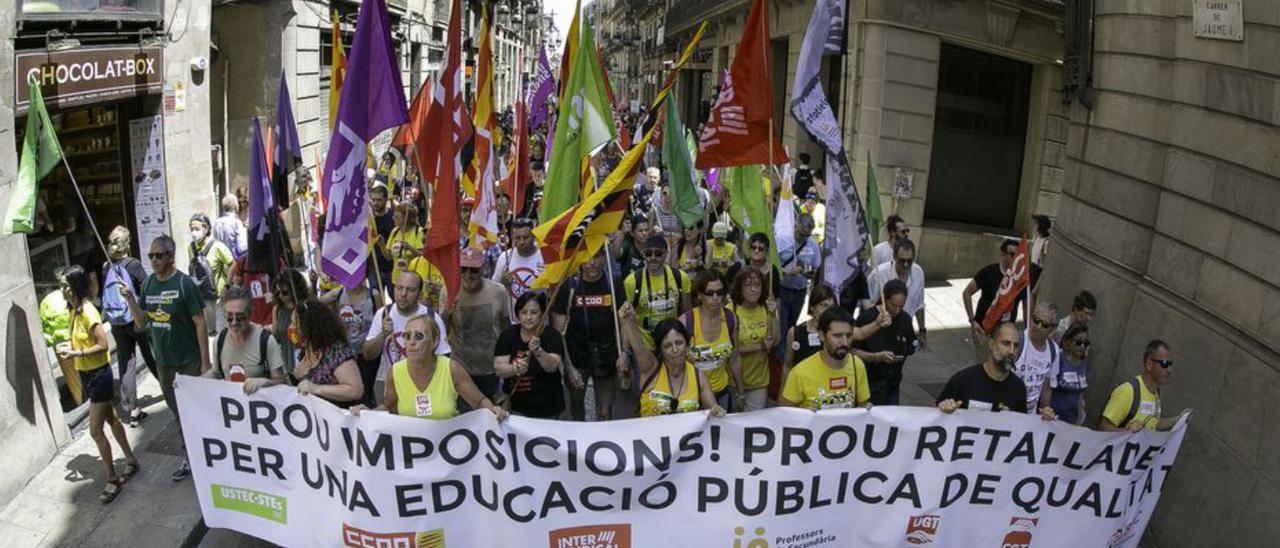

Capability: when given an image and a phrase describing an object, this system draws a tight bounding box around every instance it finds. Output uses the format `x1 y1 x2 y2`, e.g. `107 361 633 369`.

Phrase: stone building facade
1041 1 1280 545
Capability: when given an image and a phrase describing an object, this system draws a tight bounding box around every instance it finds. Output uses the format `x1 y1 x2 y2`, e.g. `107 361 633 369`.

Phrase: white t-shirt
872 241 894 273
1014 330 1056 413
867 262 926 316
365 304 451 382
492 248 545 303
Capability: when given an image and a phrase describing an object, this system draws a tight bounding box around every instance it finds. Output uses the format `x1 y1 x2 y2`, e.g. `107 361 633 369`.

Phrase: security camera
190 56 208 72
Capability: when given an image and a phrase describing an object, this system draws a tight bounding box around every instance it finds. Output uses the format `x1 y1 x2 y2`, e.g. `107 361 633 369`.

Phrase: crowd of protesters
37 133 1189 505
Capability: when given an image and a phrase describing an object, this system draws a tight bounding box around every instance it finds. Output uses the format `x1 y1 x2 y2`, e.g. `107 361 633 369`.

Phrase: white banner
177 377 1185 548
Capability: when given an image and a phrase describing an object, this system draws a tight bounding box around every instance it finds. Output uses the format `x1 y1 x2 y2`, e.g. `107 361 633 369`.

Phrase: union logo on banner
904 514 941 545
981 238 1030 333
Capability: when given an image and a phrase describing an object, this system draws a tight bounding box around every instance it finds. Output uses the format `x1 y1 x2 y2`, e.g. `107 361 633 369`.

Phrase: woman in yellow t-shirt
680 270 745 410
705 221 739 275
56 266 138 503
730 268 779 412
619 301 725 418
675 221 705 275
387 202 424 282
353 315 505 421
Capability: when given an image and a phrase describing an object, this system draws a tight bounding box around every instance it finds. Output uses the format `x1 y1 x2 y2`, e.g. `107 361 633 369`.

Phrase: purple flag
527 48 555 129
246 117 281 275
272 74 302 210
321 0 409 289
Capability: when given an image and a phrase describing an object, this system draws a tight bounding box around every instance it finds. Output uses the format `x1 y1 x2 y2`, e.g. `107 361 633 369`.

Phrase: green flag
4 80 63 235
663 94 702 228
724 165 779 266
865 150 883 245
540 15 617 223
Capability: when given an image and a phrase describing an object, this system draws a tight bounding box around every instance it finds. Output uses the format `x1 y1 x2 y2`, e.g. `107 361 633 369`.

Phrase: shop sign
14 46 164 114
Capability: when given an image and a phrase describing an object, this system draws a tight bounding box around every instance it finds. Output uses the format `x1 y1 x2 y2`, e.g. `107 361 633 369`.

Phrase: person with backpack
1013 302 1061 415
203 286 284 394
119 235 209 481
622 235 690 349
101 226 157 427
189 213 234 336
320 277 384 405
551 248 628 421
1100 340 1192 432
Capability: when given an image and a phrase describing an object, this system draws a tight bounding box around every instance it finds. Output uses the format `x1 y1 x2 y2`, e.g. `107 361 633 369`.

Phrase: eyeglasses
1151 359 1173 369
404 331 431 342
225 313 248 323
702 289 725 297
147 252 171 259
1034 319 1056 329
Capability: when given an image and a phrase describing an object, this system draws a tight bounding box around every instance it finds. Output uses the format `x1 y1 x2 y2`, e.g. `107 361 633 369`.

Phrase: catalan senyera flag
532 126 654 289
466 9 499 245
328 10 347 131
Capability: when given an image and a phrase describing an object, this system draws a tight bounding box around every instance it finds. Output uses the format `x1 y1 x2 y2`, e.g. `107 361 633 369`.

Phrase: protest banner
178 377 1184 547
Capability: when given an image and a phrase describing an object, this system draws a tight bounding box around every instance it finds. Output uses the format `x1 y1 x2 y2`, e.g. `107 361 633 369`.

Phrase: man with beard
447 248 511 401
781 308 873 410
937 322 1058 419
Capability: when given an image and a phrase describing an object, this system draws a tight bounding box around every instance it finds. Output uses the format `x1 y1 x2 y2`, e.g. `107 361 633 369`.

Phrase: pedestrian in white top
492 217 545 306
1014 302 1060 416
362 271 450 403
871 214 910 270
865 239 928 350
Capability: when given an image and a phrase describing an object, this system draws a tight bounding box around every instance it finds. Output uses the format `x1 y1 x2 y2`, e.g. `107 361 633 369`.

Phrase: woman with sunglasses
269 269 311 374
353 315 506 421
620 302 725 418
729 268 779 411
494 292 579 418
291 298 364 407
1049 324 1090 425
680 270 744 411
57 265 139 503
674 220 706 275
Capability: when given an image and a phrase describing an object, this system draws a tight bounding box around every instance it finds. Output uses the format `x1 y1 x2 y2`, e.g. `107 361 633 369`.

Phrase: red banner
981 238 1030 333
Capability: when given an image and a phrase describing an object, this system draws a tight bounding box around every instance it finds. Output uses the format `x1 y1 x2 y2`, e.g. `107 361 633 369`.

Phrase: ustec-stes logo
1001 517 1039 548
904 514 941 545
547 524 631 548
341 523 445 548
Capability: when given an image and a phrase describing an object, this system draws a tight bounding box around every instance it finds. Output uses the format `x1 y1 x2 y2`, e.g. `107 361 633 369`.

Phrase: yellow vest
392 356 457 420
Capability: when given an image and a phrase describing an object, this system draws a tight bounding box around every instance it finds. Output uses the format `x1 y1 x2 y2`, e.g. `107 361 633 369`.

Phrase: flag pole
57 157 113 271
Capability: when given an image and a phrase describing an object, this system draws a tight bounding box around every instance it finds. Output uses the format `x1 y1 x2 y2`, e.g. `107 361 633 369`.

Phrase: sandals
121 460 140 481
100 478 123 504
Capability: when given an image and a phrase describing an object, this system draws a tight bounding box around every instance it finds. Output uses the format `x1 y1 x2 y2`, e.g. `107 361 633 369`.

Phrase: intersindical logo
210 484 286 524
547 523 631 548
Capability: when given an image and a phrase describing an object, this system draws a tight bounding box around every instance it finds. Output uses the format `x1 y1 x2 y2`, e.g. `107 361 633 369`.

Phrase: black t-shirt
618 238 646 275
971 263 1004 323
494 324 566 418
855 307 917 384
790 322 822 365
792 166 814 198
553 275 625 377
936 364 1028 413
371 210 395 275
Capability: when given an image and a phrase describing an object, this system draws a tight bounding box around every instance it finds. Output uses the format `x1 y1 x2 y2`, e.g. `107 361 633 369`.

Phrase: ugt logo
904 514 941 545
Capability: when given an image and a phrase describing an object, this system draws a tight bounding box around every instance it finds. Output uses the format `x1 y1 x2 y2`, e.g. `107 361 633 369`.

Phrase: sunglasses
643 250 665 258
403 331 431 343
751 245 768 252
147 252 171 259
1070 338 1090 347
702 289 726 297
1034 319 1056 329
225 313 248 323
461 267 481 275
1151 359 1173 369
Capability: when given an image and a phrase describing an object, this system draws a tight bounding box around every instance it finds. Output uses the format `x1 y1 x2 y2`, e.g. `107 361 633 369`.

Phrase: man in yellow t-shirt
623 235 691 348
1100 339 1190 432
781 307 871 410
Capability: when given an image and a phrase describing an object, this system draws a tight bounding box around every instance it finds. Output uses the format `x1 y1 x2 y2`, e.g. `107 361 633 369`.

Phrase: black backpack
189 240 218 301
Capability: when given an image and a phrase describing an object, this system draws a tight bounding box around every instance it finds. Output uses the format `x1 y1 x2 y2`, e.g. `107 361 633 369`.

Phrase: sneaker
170 460 190 482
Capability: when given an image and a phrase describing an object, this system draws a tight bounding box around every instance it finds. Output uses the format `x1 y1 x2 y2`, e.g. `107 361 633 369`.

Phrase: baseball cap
643 234 669 251
460 247 484 269
712 221 729 238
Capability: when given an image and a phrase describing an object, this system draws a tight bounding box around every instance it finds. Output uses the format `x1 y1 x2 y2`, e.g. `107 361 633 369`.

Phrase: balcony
665 0 749 36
